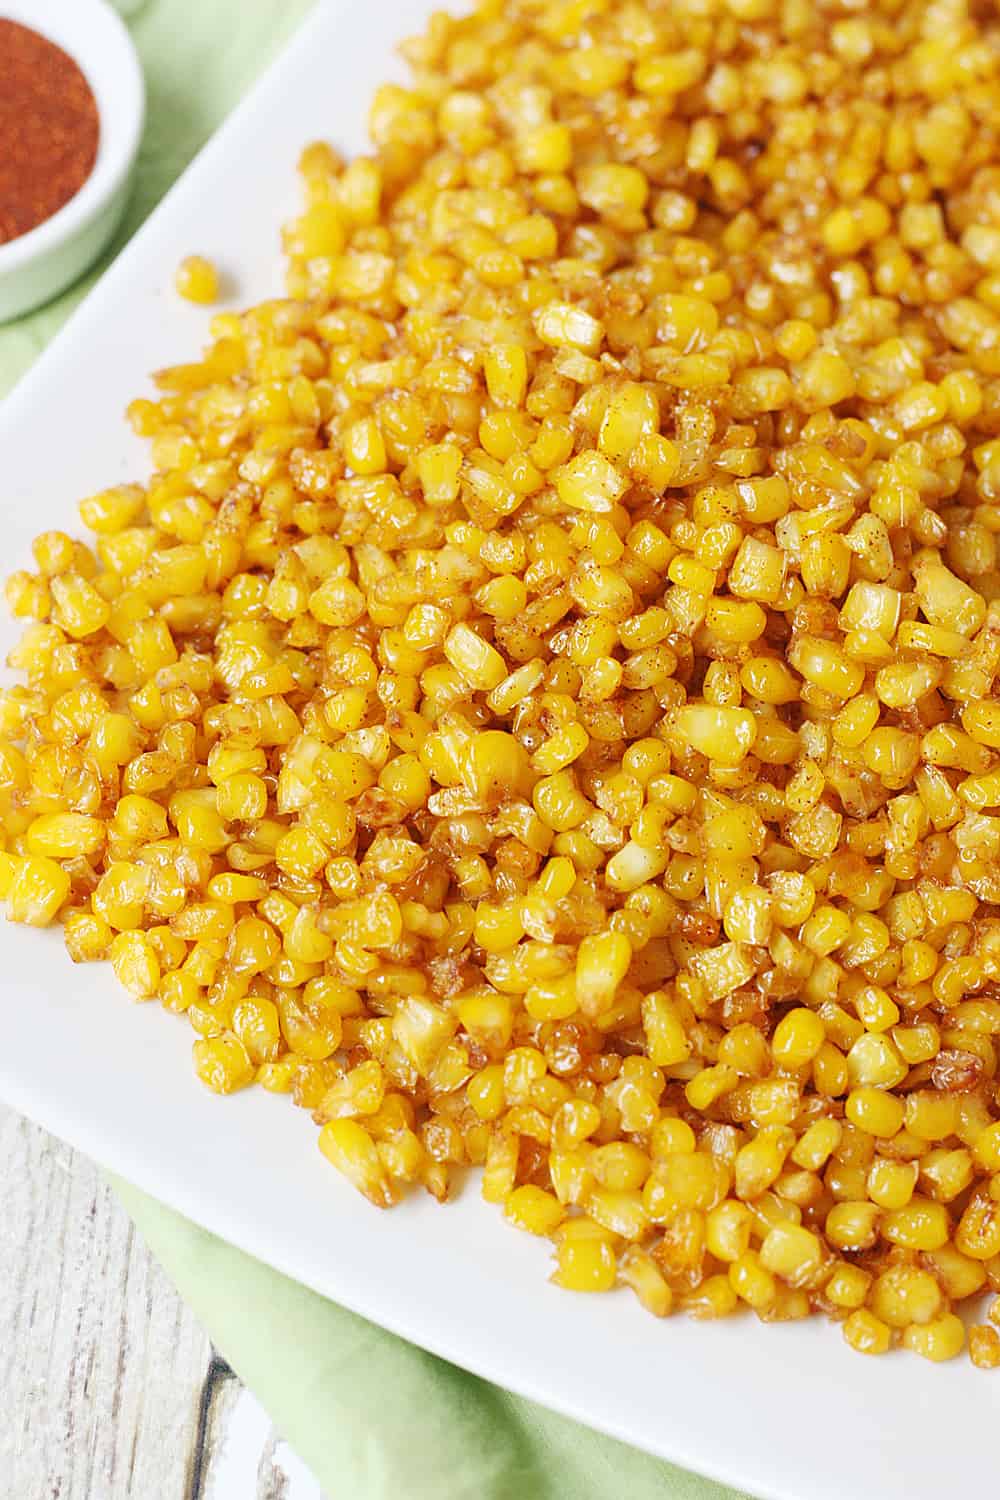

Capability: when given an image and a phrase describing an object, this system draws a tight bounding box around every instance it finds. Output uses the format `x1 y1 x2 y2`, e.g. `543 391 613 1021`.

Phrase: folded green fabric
2 4 750 1495
116 1179 750 1500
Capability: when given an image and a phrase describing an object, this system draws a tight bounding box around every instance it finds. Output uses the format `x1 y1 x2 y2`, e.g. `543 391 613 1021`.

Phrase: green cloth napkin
114 1180 750 1500
1 4 751 1496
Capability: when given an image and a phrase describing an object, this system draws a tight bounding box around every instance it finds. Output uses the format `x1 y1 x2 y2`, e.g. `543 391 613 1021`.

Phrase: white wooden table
1 1104 330 1499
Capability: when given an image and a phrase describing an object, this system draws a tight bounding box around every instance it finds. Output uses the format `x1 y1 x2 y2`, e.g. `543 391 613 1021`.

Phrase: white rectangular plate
0 5 994 1497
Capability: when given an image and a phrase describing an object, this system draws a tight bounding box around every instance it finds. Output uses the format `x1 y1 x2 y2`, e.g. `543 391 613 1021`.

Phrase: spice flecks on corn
4 0 1000 1364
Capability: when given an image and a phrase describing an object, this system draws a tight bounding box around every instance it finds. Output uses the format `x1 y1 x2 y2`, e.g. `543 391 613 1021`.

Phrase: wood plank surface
0 1105 328 1500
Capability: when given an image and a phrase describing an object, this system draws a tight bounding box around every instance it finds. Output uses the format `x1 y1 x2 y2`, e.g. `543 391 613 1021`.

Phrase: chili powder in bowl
0 1 144 323
0 20 100 246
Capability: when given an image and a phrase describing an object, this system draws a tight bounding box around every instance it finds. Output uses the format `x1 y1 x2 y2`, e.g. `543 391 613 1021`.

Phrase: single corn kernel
175 255 220 304
771 1009 826 1069
505 1185 566 1236
109 931 161 1000
6 856 71 926
902 1314 966 1363
842 1309 892 1356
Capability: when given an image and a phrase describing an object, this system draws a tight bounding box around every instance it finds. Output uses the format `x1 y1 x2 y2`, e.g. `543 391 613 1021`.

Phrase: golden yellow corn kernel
902 1315 966 1363
79 484 145 534
759 1223 824 1286
719 891 768 952
726 536 785 604
574 929 630 1017
788 1118 841 1173
532 722 589 775
192 1034 254 1094
794 349 856 410
534 301 604 354
555 451 627 514
319 1119 395 1208
867 1157 918 1210
670 704 756 763
955 1194 1000 1261
703 1199 752 1263
871 1267 943 1330
771 1009 826 1070
5 856 71 926
914 559 985 638
619 1246 672 1317
108 930 161 999
598 383 659 462
800 905 852 957
442 623 507 690
25 813 104 859
905 1091 958 1142
734 1127 793 1200
683 1274 739 1320
343 417 386 475
969 1324 1000 1370
552 1230 617 1293
824 1263 871 1311
881 1197 951 1252
962 701 1000 751
316 1060 385 1122
738 656 797 706
788 636 864 701
505 1185 566 1236
727 1250 776 1311
309 575 366 627
216 772 269 823
175 255 220 304
415 443 462 505
842 1309 892 1356
64 909 113 963
50 573 110 639
845 1086 904 1138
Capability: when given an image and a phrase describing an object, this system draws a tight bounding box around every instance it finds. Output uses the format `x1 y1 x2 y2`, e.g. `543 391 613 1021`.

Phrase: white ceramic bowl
0 0 145 323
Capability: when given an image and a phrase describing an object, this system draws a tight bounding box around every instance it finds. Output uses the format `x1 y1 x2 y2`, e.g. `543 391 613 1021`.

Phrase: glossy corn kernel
771 1008 826 1069
576 930 631 1017
671 705 756 763
504 1185 565 1236
25 813 104 859
883 1199 952 1252
619 1246 672 1317
759 1224 824 1287
109 931 161 999
968 1324 1000 1370
5 856 71 926
192 1035 254 1095
443 624 507 690
318 1119 395 1208
871 1267 943 1329
175 255 220 304
842 1309 892 1356
552 1230 617 1293
902 1315 966 1363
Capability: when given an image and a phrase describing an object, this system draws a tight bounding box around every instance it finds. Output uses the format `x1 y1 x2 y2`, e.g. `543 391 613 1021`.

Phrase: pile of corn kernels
5 0 1000 1362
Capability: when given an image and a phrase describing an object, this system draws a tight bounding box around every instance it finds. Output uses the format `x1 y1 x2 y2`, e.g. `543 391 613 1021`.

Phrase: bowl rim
0 0 145 272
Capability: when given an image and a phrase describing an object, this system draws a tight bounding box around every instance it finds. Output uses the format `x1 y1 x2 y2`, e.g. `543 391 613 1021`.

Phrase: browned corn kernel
969 1323 1000 1370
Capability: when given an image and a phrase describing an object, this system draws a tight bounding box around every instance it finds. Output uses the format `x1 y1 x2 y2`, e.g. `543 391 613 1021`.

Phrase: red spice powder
0 20 100 245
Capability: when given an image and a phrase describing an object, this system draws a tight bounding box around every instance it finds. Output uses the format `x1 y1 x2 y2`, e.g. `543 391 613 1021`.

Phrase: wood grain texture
0 1105 328 1500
